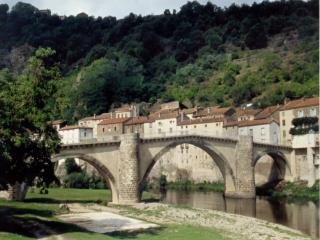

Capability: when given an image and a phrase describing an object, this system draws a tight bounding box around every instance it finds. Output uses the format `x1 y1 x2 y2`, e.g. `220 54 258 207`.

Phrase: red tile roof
125 116 154 125
223 120 239 127
238 118 279 127
281 97 319 111
236 108 261 117
80 112 112 121
195 106 233 117
255 105 282 120
149 111 180 120
98 117 131 125
178 117 224 126
60 125 93 131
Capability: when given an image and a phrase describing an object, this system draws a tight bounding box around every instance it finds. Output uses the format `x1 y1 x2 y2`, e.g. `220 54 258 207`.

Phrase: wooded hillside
0 0 318 121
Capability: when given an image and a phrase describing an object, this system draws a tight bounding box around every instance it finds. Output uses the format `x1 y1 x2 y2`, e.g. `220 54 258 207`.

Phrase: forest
0 0 318 121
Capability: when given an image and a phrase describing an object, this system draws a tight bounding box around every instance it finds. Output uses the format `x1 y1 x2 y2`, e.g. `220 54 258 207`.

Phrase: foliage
272 180 319 202
0 0 318 121
0 48 62 190
292 117 318 126
63 159 107 189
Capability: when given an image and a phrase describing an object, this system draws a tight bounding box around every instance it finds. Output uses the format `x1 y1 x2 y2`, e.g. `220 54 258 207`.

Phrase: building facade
59 125 93 144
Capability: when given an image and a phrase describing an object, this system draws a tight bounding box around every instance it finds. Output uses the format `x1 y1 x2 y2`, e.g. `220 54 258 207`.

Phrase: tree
0 48 62 193
245 23 268 49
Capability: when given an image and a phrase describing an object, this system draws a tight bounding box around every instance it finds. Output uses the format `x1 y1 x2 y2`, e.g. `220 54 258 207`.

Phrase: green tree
0 48 62 191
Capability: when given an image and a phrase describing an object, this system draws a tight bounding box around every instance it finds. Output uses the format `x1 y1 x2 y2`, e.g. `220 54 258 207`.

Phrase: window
103 128 105 133
216 123 218 126
298 110 304 117
261 127 265 135
249 129 253 136
283 130 286 138
114 126 117 131
186 126 188 128
84 131 87 137
205 124 207 127
310 108 317 117
282 120 285 126
194 125 197 128
181 126 183 129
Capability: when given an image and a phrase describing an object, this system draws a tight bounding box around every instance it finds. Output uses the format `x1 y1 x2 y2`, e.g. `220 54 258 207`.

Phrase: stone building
236 108 261 121
59 125 93 144
124 116 153 134
238 118 280 144
97 117 131 137
113 104 140 118
223 121 238 139
279 97 319 145
79 113 112 138
177 117 225 137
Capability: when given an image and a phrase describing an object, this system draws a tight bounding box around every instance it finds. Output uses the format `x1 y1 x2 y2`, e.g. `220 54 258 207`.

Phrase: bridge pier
225 135 256 198
117 133 140 204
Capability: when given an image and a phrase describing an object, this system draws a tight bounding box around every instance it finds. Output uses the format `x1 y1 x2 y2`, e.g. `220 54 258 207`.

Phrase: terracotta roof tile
280 97 319 111
223 121 239 127
98 117 131 125
238 118 279 127
178 117 224 126
195 106 232 117
255 105 282 120
80 112 112 121
60 125 93 131
236 108 261 117
125 116 154 125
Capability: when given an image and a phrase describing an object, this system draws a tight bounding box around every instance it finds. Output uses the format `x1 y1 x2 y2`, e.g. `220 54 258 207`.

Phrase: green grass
271 180 319 202
0 188 226 240
166 181 224 192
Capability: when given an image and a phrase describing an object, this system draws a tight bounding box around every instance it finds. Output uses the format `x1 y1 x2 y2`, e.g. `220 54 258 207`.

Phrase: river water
158 189 319 238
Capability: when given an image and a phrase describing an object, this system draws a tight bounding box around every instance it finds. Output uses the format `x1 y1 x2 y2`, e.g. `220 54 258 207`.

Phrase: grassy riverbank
271 180 319 202
166 181 224 192
0 188 226 240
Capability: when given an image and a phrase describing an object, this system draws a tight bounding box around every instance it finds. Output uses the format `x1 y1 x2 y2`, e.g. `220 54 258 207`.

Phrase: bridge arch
139 139 236 197
253 150 291 189
52 153 118 203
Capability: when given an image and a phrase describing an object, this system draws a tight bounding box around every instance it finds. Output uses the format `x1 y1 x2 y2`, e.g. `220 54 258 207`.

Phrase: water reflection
159 190 319 238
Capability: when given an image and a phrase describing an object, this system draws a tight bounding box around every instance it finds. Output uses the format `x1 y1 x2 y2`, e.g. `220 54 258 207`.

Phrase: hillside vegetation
0 0 318 121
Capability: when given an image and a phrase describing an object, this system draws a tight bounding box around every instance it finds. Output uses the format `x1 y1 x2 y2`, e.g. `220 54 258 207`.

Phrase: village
53 96 319 187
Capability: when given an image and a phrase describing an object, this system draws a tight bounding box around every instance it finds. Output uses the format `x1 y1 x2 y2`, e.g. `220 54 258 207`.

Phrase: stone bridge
52 133 294 205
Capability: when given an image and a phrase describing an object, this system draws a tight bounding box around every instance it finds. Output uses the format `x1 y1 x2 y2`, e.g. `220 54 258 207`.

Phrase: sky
1 0 264 19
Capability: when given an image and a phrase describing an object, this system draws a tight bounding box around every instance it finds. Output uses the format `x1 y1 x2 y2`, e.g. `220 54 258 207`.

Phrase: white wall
238 122 279 144
59 128 93 144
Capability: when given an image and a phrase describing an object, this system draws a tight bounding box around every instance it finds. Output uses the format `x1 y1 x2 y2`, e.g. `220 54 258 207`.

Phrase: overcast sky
1 0 264 19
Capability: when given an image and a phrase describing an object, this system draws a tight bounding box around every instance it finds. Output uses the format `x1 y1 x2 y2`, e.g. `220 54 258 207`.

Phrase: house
50 120 66 131
124 116 153 134
97 117 131 137
279 97 319 145
238 118 280 144
59 125 93 144
236 108 261 121
147 111 180 135
160 101 183 111
113 104 140 118
255 105 282 120
79 113 112 138
177 117 225 137
194 106 236 121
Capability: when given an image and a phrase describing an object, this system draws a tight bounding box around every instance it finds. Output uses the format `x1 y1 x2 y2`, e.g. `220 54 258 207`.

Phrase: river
157 189 319 238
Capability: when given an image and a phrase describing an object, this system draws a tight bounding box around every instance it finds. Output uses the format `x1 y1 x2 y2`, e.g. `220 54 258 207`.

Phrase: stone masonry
51 133 294 204
118 133 140 204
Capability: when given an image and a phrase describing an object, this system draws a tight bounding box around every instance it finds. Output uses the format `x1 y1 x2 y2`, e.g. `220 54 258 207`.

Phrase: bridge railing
73 131 286 147
140 130 239 141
